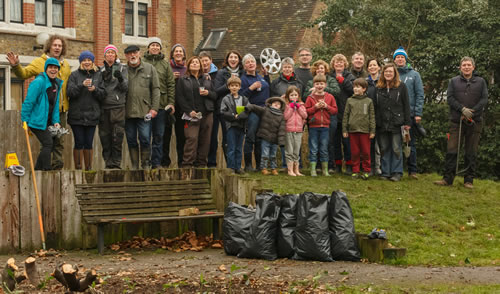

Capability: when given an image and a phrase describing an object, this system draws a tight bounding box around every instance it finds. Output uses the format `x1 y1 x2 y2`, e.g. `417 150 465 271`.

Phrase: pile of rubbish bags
223 191 360 261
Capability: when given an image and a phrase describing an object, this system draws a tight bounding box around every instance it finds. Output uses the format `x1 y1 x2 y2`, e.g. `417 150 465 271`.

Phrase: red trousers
349 132 371 173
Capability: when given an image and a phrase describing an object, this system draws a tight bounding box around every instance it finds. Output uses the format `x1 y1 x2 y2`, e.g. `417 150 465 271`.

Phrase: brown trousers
182 112 213 167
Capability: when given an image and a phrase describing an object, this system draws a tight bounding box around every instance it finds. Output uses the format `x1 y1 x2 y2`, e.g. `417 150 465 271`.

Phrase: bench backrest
75 179 216 223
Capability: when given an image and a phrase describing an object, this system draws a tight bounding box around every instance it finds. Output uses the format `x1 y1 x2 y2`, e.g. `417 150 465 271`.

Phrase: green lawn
246 172 500 266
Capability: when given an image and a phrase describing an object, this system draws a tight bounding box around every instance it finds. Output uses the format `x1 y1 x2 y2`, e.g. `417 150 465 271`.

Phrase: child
305 74 338 176
246 97 286 175
283 86 307 176
342 78 375 180
220 76 249 174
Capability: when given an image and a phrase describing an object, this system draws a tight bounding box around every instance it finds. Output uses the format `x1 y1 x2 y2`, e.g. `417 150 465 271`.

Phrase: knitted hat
104 44 118 56
79 50 95 63
170 43 186 61
147 37 162 49
393 46 408 60
44 57 60 71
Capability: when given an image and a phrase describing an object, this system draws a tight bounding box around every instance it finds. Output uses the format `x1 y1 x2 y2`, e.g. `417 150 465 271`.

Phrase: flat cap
124 45 140 54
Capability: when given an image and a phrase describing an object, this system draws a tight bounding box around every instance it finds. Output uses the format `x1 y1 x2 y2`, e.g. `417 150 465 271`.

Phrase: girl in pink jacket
283 86 307 176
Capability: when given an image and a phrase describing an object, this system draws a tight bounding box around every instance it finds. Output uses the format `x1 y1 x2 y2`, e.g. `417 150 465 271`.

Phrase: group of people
14 35 488 188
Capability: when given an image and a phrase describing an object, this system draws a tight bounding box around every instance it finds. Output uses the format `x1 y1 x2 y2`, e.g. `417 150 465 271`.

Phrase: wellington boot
294 162 304 176
310 162 317 177
287 161 296 176
129 147 139 170
83 149 93 171
321 162 330 176
73 149 82 170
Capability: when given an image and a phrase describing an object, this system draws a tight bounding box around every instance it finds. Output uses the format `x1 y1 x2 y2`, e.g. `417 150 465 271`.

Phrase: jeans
308 127 329 163
407 117 418 174
31 127 55 170
244 112 261 168
226 127 245 170
70 124 96 149
208 111 227 167
260 139 278 169
125 118 152 149
378 131 403 177
151 109 166 167
334 121 351 166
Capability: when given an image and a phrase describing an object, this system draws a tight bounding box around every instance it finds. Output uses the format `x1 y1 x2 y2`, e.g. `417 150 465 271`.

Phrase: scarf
227 66 240 76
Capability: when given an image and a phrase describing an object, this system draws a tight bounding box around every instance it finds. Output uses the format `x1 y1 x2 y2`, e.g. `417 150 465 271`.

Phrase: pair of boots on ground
286 161 303 176
310 162 331 177
73 149 93 170
128 147 151 169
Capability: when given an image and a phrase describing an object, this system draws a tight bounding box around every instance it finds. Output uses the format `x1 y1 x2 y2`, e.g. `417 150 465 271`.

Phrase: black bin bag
238 192 281 260
277 194 299 258
329 190 361 261
293 192 333 261
223 202 255 256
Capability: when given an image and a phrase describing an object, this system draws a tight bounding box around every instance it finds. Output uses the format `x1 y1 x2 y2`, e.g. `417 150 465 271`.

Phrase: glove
289 102 296 109
336 76 344 84
462 107 474 120
102 67 112 81
113 70 124 82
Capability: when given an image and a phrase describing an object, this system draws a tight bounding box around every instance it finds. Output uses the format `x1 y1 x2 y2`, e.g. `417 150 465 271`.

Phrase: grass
245 171 500 266
334 284 500 293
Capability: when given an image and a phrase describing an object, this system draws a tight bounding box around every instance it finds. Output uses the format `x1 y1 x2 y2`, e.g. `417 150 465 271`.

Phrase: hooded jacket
284 102 307 133
143 51 176 108
246 97 286 145
305 92 338 128
126 60 161 118
447 73 488 123
330 69 355 120
374 83 411 133
99 60 128 109
270 73 304 98
342 94 376 135
21 58 62 130
397 64 424 117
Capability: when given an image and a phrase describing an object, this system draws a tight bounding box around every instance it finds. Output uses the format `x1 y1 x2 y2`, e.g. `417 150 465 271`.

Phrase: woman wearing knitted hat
170 43 188 165
67 50 105 170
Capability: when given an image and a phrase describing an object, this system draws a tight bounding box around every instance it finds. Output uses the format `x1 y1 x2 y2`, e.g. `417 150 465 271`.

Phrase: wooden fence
0 168 262 254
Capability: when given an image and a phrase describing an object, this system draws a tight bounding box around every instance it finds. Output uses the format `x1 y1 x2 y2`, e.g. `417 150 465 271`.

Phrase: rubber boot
141 148 151 170
310 162 317 177
129 147 139 170
244 153 255 172
345 164 353 175
287 161 296 176
294 161 304 176
321 162 330 176
83 149 93 171
73 149 82 170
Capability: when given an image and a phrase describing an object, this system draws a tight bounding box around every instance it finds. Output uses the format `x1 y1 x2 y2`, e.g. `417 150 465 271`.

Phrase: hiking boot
409 173 418 180
261 168 270 175
335 165 342 173
464 182 474 189
310 162 317 177
434 179 451 186
389 174 402 182
351 173 359 179
271 169 279 176
361 173 370 180
245 165 257 172
345 165 353 175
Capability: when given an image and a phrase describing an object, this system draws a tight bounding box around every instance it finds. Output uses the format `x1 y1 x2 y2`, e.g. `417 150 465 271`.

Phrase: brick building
0 0 203 111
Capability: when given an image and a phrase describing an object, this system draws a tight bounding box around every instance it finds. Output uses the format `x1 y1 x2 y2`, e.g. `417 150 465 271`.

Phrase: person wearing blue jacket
21 58 63 170
394 46 424 179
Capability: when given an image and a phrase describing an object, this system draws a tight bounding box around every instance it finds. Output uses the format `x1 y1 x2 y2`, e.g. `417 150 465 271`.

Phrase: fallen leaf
408 204 413 209
459 226 466 232
219 264 227 272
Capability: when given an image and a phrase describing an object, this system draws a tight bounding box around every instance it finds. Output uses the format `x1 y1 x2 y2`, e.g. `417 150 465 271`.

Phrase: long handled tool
23 122 46 250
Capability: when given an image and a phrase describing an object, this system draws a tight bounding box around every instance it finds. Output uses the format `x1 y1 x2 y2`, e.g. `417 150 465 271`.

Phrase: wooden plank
75 178 208 188
84 209 222 223
41 172 60 249
97 213 224 224
75 185 210 195
60 170 83 249
0 173 13 253
19 169 33 251
31 171 44 249
77 190 212 200
80 198 216 211
8 174 20 252
78 193 214 205
81 203 217 217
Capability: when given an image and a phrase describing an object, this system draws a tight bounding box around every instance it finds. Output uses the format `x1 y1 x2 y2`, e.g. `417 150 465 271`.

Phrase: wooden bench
75 179 224 254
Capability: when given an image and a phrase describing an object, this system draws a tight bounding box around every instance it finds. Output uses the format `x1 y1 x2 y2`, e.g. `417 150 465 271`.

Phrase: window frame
123 0 149 39
201 28 228 51
35 0 47 26
137 2 148 37
0 0 25 24
52 0 64 28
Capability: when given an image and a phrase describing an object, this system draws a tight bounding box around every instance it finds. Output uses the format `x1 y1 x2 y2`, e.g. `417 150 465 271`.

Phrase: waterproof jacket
126 60 160 118
99 61 128 109
284 103 307 133
21 71 62 130
303 75 340 99
350 67 368 79
374 84 411 133
342 94 375 135
13 53 71 112
270 73 304 98
305 92 338 128
447 73 488 123
366 75 379 100
214 67 244 98
67 66 105 126
330 69 355 120
239 72 271 106
220 94 249 130
176 74 217 115
397 64 424 117
246 97 286 145
143 52 176 108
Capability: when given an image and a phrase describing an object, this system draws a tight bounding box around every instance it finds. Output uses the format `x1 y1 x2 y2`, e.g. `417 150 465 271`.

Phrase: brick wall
94 0 110 65
23 3 35 23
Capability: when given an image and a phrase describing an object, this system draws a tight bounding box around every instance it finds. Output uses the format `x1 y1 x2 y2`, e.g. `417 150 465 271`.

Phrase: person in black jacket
366 58 382 175
176 56 217 167
374 63 411 182
434 57 488 189
67 51 105 170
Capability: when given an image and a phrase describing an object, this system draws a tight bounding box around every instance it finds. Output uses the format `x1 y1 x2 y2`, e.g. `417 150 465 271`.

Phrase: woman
366 58 382 175
21 58 63 171
374 63 411 182
303 59 340 100
67 51 105 170
239 53 271 171
176 56 217 167
330 54 355 174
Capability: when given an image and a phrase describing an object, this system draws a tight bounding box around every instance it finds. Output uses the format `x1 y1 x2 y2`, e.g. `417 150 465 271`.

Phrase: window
0 68 24 111
0 68 4 110
35 0 64 27
138 3 147 37
0 0 23 23
125 1 133 35
35 0 47 25
52 0 64 27
0 1 4 22
201 29 227 51
124 0 149 38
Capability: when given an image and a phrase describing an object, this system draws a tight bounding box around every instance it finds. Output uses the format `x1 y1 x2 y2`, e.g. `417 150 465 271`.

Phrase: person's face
149 43 161 55
189 58 201 72
81 58 93 70
49 39 63 58
352 54 365 70
383 66 395 81
353 85 366 96
394 55 406 67
288 91 299 102
282 64 294 76
125 50 140 66
46 65 59 79
334 60 345 72
201 56 212 72
173 47 184 62
227 53 240 69
460 60 475 77
229 83 240 95
271 101 282 109
314 81 326 92
105 50 117 64
244 58 256 72
367 60 380 76
298 50 312 65
316 65 326 76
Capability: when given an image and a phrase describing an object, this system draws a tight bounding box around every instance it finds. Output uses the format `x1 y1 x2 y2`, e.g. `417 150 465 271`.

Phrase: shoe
345 165 353 175
368 228 379 239
379 175 390 181
378 229 387 239
310 162 317 177
335 165 342 173
351 173 359 179
328 168 335 174
234 169 245 175
464 182 474 189
434 179 451 186
409 173 418 180
245 166 257 172
321 162 330 176
361 173 369 180
389 174 402 182
271 169 279 176
261 168 270 175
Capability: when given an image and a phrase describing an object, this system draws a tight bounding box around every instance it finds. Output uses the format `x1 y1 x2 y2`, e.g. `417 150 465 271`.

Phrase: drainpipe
109 0 113 44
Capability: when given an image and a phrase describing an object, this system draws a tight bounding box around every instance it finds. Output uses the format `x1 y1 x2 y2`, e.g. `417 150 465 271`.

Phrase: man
294 48 313 87
143 37 176 169
99 45 128 169
7 35 71 170
124 45 160 169
350 52 368 79
434 57 488 189
393 46 424 179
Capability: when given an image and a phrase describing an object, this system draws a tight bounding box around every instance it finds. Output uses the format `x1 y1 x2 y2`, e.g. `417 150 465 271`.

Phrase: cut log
52 263 98 292
359 237 388 262
52 263 68 288
62 263 80 291
78 269 98 292
24 257 40 286
2 258 27 291
383 247 407 260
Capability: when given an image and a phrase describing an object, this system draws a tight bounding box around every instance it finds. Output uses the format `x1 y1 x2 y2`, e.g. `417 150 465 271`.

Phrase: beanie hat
147 37 162 49
79 50 95 63
104 44 118 56
170 43 186 61
393 46 408 60
44 57 60 71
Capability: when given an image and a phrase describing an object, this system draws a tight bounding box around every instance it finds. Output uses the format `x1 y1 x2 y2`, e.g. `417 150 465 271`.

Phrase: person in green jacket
143 37 176 169
342 78 375 180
